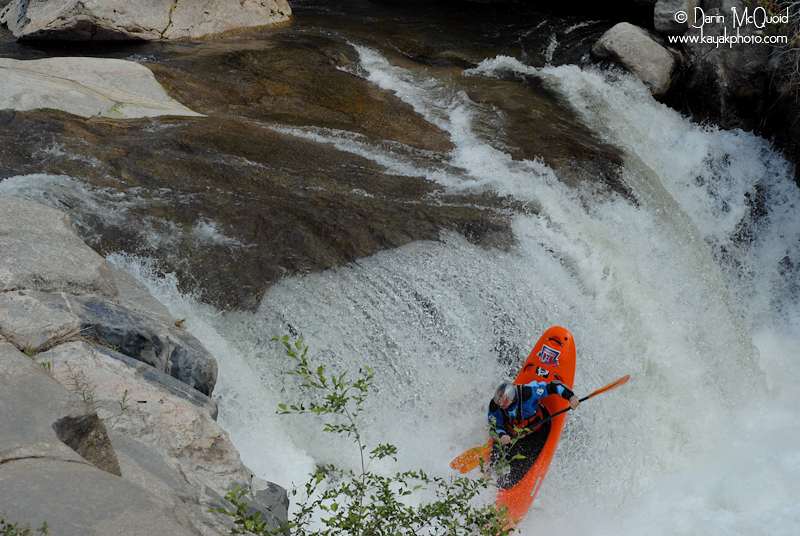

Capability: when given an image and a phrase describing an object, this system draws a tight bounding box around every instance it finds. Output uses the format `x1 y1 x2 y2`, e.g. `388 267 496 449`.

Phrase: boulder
0 193 218 396
0 289 218 396
0 57 203 119
592 22 680 98
104 261 176 326
654 0 702 35
34 341 287 536
0 344 203 535
0 194 287 535
0 0 290 41
1 458 199 536
94 344 219 419
0 291 85 352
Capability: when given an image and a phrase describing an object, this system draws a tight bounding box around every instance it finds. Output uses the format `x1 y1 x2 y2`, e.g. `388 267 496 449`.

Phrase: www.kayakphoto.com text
668 26 788 48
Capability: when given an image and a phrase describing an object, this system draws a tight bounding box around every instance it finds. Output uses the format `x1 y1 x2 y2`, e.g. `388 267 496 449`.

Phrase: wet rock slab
0 34 514 311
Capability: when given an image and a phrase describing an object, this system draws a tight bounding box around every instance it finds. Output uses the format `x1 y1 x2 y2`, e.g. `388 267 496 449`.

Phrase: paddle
449 374 631 474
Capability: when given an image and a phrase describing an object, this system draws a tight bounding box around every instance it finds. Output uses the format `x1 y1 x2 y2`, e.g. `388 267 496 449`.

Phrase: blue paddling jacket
488 380 575 438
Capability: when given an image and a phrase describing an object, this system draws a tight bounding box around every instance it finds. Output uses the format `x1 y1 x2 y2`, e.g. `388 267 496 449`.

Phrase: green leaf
266 334 511 536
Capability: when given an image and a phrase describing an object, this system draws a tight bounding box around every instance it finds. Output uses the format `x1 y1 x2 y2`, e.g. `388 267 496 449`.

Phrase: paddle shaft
525 394 586 429
508 375 630 439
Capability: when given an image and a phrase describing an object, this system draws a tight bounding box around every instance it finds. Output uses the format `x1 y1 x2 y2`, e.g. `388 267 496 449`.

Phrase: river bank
0 193 288 535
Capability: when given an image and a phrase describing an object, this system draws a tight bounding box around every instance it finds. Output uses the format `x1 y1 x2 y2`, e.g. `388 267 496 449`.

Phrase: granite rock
0 0 291 41
0 57 203 119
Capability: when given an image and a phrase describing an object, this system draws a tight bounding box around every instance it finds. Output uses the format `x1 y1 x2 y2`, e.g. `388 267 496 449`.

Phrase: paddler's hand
569 396 580 410
500 434 512 446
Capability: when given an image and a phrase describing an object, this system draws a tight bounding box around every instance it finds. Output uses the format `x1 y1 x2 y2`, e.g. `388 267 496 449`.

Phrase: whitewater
9 44 798 534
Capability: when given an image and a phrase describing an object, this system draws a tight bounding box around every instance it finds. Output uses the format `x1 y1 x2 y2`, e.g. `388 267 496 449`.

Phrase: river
3 1 800 534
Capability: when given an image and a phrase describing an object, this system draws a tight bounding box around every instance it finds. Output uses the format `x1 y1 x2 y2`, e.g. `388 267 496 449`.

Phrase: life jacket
500 385 545 436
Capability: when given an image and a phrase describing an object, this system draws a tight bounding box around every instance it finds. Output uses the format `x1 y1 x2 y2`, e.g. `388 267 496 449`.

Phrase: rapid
4 2 800 535
114 45 799 536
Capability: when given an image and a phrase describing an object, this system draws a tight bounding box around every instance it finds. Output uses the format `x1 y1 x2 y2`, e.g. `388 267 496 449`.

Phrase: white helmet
494 382 516 408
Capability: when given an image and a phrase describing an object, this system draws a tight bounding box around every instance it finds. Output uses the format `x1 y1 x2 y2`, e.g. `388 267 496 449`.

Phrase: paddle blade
450 441 492 474
584 374 630 401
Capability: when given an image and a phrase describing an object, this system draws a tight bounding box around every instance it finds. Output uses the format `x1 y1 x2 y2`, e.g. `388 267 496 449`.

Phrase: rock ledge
0 192 287 535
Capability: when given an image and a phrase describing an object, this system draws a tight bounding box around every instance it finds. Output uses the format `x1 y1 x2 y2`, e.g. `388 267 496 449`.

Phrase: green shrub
0 513 48 536
212 335 516 536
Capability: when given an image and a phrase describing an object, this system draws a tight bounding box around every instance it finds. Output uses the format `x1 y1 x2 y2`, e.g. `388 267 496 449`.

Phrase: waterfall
4 40 798 535
104 46 800 535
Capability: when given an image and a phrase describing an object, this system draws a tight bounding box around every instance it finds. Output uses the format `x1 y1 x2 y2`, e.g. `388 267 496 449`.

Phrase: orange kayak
493 326 577 526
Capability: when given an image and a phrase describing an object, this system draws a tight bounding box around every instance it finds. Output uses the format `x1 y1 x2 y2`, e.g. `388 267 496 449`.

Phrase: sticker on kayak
536 367 550 378
537 344 561 366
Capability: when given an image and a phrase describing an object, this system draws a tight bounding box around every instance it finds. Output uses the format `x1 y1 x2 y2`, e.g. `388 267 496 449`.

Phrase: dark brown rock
0 35 513 311
0 342 120 477
145 36 454 152
52 414 122 476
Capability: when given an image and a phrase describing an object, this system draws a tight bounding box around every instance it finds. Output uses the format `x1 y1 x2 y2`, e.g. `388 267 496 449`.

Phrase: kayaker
488 380 579 446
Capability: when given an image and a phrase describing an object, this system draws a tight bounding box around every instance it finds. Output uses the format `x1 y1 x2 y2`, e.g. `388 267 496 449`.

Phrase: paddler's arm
547 380 580 410
488 402 512 445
